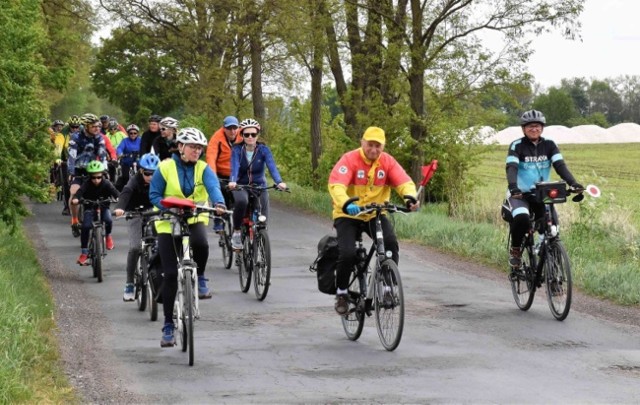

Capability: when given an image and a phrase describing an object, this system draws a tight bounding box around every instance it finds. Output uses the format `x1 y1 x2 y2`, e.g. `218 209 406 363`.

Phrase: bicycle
234 184 290 301
159 197 221 366
340 197 414 351
509 181 584 321
80 198 115 282
124 208 160 318
217 211 234 269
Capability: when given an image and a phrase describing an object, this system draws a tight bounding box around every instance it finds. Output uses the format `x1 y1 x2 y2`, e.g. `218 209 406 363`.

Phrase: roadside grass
273 143 640 306
0 223 76 403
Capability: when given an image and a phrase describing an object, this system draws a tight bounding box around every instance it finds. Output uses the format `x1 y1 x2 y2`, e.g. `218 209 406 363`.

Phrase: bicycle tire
544 240 572 321
183 269 195 366
93 226 104 282
510 244 537 311
221 217 233 269
253 229 271 301
238 234 252 293
88 230 96 277
341 269 365 341
136 252 148 312
374 259 404 351
147 281 158 321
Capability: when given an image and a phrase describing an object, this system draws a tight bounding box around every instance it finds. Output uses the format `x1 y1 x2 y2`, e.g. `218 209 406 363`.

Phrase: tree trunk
247 6 266 137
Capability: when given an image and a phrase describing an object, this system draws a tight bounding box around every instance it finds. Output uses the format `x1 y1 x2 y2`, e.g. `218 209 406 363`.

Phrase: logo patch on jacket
357 170 365 179
377 170 386 179
338 165 348 174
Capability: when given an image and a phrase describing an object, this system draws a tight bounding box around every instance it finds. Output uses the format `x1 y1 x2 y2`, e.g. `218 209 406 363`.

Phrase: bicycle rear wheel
374 259 404 351
183 269 195 365
341 269 365 341
253 229 271 301
545 240 572 321
238 235 252 293
220 216 233 269
92 226 103 282
136 252 147 311
510 245 537 311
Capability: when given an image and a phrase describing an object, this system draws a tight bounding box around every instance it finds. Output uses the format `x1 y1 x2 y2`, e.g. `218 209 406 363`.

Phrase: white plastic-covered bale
607 123 640 143
572 124 612 143
492 126 523 145
543 125 575 144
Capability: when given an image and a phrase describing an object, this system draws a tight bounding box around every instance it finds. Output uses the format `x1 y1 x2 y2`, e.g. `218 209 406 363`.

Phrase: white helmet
160 117 179 129
176 127 207 146
239 118 261 134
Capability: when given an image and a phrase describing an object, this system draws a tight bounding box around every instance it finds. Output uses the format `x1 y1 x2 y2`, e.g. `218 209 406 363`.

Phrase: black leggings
157 222 209 324
334 216 399 291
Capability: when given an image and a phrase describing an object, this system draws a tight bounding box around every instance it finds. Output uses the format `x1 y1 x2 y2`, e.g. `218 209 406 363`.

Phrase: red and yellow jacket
328 148 416 220
206 127 241 178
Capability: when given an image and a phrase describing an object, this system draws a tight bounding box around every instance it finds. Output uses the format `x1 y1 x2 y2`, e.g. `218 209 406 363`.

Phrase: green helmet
81 113 100 127
86 160 105 174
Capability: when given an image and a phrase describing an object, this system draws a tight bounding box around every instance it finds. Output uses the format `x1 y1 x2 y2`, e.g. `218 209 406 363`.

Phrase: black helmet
520 110 546 126
149 114 162 123
100 115 109 122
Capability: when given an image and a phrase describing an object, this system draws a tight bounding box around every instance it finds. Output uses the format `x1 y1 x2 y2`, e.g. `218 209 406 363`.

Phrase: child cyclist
114 153 160 301
71 161 120 265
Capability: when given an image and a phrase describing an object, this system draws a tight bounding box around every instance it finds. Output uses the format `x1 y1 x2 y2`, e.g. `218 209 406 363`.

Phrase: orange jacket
206 127 241 177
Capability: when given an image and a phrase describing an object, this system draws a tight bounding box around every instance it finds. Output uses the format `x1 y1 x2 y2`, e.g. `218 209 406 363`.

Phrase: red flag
420 160 438 186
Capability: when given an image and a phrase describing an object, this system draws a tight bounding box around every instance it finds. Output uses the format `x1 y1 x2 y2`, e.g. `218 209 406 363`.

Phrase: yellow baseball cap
362 126 385 145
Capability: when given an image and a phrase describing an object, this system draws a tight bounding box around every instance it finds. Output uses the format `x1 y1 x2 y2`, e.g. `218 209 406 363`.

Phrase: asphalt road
29 200 640 403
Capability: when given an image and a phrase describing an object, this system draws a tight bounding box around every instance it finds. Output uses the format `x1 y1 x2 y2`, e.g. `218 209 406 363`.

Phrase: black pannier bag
309 234 339 294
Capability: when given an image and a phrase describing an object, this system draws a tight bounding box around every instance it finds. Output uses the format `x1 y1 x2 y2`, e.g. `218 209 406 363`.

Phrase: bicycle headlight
258 215 267 223
385 251 393 258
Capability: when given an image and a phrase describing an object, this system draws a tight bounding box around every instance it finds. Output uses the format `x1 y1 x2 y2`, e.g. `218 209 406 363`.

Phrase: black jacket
140 130 161 155
74 178 120 208
115 173 152 211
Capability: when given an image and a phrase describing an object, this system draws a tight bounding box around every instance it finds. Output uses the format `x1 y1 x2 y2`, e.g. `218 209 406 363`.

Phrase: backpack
309 234 339 295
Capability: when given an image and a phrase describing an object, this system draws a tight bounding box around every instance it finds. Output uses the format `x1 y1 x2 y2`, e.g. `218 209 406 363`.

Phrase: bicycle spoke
374 260 404 351
545 241 572 321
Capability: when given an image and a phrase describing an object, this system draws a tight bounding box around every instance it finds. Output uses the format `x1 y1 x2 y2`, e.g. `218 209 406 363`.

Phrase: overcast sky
526 0 638 88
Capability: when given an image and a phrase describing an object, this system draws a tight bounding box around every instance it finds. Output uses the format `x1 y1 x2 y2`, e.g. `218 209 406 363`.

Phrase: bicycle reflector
535 181 567 204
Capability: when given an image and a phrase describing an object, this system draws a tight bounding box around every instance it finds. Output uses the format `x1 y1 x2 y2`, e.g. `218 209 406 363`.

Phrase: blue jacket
149 154 225 210
117 137 141 166
230 142 283 186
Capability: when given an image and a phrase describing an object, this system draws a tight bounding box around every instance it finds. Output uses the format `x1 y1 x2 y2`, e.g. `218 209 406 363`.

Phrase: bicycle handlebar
78 197 117 206
228 183 291 193
342 195 415 215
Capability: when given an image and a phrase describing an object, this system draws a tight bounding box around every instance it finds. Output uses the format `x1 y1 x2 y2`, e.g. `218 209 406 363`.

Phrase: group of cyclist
47 107 582 348
48 113 287 347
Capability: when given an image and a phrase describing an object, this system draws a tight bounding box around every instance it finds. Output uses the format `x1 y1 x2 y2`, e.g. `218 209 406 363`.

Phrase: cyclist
205 115 241 232
49 119 66 198
99 115 110 135
228 118 287 250
68 113 110 236
151 117 179 160
140 114 162 155
71 161 120 265
504 109 583 273
114 153 160 301
328 126 419 315
115 124 142 190
57 115 81 215
106 119 127 181
149 127 226 347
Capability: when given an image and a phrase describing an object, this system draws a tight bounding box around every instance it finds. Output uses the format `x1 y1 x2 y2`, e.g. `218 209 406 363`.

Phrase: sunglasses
128 131 138 135
225 126 239 130
70 125 79 129
142 170 154 176
160 127 168 131
90 175 103 180
243 132 258 138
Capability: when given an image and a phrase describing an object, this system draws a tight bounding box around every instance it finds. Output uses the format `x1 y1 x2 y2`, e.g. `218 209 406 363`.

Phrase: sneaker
77 253 89 266
123 283 135 302
71 222 81 238
61 207 70 216
334 294 349 315
160 323 176 347
509 246 522 268
105 235 114 250
198 276 212 299
231 231 242 250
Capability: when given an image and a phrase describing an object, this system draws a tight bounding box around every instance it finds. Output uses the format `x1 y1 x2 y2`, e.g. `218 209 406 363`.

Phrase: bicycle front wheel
374 259 404 351
238 235 252 293
341 269 365 341
510 245 537 311
93 227 103 282
253 229 271 301
183 269 195 365
221 217 233 269
136 252 147 312
545 240 572 321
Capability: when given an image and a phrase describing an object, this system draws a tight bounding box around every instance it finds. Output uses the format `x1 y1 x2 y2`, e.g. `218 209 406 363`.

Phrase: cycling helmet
160 117 179 129
68 115 81 126
53 119 64 126
176 127 207 146
239 118 261 133
148 114 162 123
86 160 105 174
126 124 140 133
81 113 100 126
520 110 546 126
139 153 160 171
99 115 109 122
108 118 119 131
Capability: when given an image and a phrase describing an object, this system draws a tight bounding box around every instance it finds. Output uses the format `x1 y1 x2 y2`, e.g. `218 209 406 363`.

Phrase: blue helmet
139 153 160 171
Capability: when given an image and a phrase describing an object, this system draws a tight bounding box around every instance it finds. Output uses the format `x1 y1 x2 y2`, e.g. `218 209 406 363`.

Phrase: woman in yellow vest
149 127 226 347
